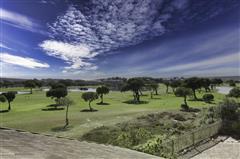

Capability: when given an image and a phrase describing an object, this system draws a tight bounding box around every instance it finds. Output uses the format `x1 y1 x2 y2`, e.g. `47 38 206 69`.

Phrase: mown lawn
0 84 225 138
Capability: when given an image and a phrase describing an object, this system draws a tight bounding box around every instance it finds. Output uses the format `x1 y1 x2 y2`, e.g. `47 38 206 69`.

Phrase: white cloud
40 0 238 74
39 40 97 71
0 43 13 50
0 8 33 27
0 8 46 34
0 53 49 69
158 52 240 72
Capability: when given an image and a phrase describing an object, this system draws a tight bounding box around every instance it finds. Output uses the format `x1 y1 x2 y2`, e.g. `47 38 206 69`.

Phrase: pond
42 87 96 92
216 86 232 95
0 91 31 95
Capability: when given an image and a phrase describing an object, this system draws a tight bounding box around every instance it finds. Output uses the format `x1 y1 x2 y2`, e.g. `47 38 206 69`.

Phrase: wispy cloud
40 0 238 73
41 0 189 72
0 8 47 34
0 43 13 50
158 52 240 72
39 40 97 71
0 53 49 69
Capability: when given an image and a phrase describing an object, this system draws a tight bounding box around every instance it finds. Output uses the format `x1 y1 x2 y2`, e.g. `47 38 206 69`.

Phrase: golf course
0 84 226 138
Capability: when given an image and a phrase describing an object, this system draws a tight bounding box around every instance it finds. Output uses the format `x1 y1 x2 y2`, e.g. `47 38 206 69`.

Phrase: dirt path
192 137 240 159
0 128 162 159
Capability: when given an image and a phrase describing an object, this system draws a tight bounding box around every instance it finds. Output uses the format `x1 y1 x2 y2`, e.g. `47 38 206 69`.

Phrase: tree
175 87 193 107
201 78 211 92
96 86 109 104
0 95 6 103
46 84 68 109
58 97 74 128
121 78 145 103
184 77 202 100
228 87 240 98
2 80 13 88
148 81 159 95
81 92 98 111
210 78 223 90
24 80 36 94
170 80 181 93
227 80 236 87
202 94 214 103
163 80 170 93
33 79 43 88
2 91 17 111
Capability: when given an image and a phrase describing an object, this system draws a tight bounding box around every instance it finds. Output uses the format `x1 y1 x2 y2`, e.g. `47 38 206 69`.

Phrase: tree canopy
96 86 110 104
2 91 17 111
183 77 202 100
81 92 98 111
24 80 37 94
46 83 68 108
121 78 145 103
175 87 193 106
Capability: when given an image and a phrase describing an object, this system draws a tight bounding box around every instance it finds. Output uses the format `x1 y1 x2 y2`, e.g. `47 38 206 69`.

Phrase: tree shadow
42 107 64 111
51 125 73 132
151 97 161 99
96 102 110 105
0 109 9 113
122 100 149 105
140 94 148 97
180 107 201 112
46 104 61 107
188 98 203 102
80 109 98 112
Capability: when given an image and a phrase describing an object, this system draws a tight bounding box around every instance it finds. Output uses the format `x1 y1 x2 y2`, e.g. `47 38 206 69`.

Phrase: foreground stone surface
192 137 240 159
0 128 161 159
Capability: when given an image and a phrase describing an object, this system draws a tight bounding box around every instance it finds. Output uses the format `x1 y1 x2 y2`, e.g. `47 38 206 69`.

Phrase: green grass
0 84 225 139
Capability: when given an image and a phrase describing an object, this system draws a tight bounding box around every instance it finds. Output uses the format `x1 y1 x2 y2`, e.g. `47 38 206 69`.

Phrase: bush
114 128 153 147
134 135 176 159
220 98 239 121
221 121 240 137
228 87 240 98
203 94 214 103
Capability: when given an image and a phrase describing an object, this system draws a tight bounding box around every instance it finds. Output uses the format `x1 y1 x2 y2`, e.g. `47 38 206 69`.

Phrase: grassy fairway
0 84 225 138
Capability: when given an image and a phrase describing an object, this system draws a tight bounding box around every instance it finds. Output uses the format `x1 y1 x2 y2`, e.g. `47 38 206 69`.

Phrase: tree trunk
172 87 175 93
100 94 103 104
155 89 158 95
184 96 187 106
64 104 69 128
210 85 214 91
55 98 59 109
193 89 197 100
136 91 140 103
133 92 137 103
8 101 11 111
166 85 169 93
150 92 153 99
89 101 93 111
30 88 33 94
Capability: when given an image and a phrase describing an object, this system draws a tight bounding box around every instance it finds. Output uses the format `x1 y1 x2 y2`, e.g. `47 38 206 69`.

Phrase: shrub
114 128 153 147
203 94 214 103
134 135 176 159
228 87 240 98
171 114 186 121
220 98 239 121
231 121 240 135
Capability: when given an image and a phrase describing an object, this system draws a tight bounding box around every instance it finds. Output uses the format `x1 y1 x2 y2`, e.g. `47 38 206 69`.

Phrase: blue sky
0 0 239 79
